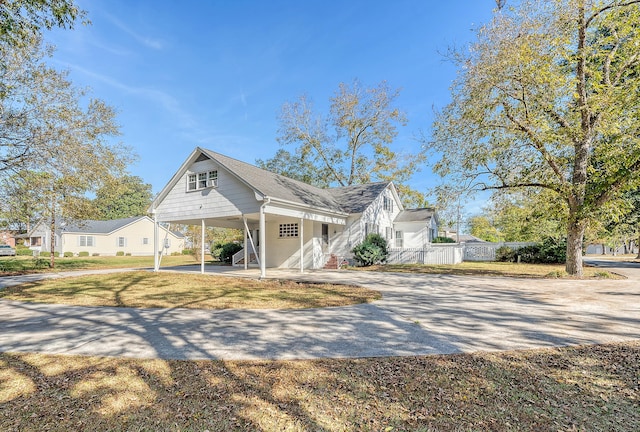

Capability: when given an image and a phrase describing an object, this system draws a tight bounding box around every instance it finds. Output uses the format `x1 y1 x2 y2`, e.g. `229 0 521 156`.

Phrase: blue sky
46 1 496 213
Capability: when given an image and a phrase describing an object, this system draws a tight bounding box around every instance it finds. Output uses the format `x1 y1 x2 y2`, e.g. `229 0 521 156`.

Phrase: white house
26 216 184 256
151 148 439 277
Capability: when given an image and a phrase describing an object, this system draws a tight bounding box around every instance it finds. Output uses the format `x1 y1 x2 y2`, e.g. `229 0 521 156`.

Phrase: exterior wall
62 220 183 256
27 221 59 254
265 218 316 269
358 186 402 245
155 159 261 222
393 221 429 248
328 215 362 259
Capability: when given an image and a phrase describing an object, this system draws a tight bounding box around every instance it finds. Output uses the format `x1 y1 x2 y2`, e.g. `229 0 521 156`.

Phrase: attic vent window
187 170 218 191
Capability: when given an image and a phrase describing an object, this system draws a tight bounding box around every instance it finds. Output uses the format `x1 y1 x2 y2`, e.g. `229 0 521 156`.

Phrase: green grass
0 341 637 431
354 261 623 279
0 271 380 309
0 254 200 275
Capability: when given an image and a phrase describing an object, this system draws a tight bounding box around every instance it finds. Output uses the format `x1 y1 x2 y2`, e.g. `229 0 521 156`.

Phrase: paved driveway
0 259 638 360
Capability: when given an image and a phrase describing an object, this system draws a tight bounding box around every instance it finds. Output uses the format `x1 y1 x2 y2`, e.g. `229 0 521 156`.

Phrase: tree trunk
49 216 56 269
637 231 640 259
566 219 586 277
601 243 606 255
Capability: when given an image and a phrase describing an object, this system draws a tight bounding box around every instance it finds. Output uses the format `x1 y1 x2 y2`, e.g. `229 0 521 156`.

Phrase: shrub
516 238 567 264
432 236 455 243
78 251 89 257
32 257 50 269
182 249 194 255
352 234 389 267
171 251 181 256
219 242 243 264
92 253 100 256
116 251 125 256
63 252 73 258
16 247 33 256
125 252 131 256
495 246 516 262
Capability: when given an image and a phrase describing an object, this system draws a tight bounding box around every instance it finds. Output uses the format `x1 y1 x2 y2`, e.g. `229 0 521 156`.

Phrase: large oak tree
258 80 427 207
428 0 640 276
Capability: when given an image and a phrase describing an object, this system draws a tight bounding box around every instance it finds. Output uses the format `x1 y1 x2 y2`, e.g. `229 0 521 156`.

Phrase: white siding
394 221 429 248
155 160 261 222
357 186 402 245
62 219 184 256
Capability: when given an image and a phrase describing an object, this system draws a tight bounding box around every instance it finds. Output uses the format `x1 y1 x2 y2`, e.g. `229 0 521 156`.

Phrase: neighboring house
0 231 18 247
150 147 438 276
26 216 184 256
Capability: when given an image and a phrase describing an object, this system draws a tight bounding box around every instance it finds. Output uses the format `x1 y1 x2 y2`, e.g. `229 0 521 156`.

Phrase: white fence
463 242 534 261
388 245 464 265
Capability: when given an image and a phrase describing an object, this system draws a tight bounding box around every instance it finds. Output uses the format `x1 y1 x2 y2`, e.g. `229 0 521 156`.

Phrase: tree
0 171 48 231
427 0 640 276
468 216 504 242
0 0 85 47
93 175 153 220
0 36 131 267
257 79 427 207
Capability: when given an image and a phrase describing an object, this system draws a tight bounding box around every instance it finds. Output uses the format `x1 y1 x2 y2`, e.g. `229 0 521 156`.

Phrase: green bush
182 249 194 255
92 253 100 256
125 253 131 256
516 238 566 264
32 257 50 269
432 236 455 243
219 242 243 264
352 234 389 267
78 251 89 257
63 252 73 257
15 247 32 256
495 246 516 262
116 251 125 256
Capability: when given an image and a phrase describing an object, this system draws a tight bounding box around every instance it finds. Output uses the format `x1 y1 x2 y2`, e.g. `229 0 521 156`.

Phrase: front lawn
0 254 202 275
0 271 380 309
0 342 637 431
355 261 622 279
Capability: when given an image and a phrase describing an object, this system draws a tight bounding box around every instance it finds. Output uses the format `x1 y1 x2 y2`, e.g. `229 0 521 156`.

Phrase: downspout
259 197 270 279
152 206 159 272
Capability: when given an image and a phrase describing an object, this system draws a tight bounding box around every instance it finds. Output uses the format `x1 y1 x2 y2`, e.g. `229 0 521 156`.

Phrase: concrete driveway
0 259 638 360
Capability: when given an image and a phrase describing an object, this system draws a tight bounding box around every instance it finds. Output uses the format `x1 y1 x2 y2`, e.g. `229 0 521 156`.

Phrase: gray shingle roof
394 208 436 223
201 149 391 215
61 217 143 234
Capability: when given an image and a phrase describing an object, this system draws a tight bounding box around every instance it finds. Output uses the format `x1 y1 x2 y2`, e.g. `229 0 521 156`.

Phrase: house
25 216 184 256
150 147 438 277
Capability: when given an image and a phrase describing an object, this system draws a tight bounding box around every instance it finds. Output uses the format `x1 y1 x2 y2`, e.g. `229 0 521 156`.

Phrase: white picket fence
387 245 464 265
463 242 534 261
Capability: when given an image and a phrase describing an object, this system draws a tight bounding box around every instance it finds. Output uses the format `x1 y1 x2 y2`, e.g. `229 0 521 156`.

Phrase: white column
242 216 248 270
153 213 159 272
299 218 304 273
259 205 266 279
200 219 205 274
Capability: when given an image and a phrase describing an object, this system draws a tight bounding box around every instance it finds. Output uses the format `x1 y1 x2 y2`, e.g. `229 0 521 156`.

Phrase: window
187 170 219 191
386 227 393 240
395 231 403 248
383 197 394 212
365 223 379 237
142 237 149 245
279 223 299 238
117 237 126 248
187 174 197 191
79 236 95 247
208 170 218 187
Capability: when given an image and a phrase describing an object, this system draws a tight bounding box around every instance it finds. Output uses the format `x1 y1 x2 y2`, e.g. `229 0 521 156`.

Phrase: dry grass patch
355 261 623 279
0 271 379 309
0 342 637 431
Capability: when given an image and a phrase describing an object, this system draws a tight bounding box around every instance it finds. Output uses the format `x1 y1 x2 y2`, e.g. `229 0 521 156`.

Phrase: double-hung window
79 235 95 247
395 231 403 248
383 197 394 212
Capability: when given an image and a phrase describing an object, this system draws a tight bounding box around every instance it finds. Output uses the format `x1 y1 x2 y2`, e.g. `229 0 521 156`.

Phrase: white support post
242 216 248 270
153 212 159 272
299 218 304 273
201 219 205 274
259 205 266 279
